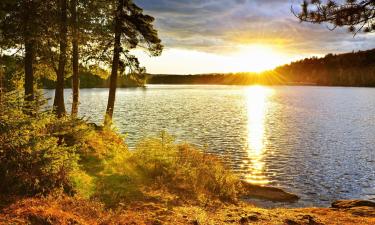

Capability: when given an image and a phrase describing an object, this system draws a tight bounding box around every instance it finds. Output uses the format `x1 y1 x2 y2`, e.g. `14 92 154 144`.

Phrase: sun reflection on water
245 86 273 185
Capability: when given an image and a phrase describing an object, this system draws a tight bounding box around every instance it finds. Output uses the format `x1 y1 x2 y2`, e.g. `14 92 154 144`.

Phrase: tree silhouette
53 0 69 117
71 0 79 117
0 0 50 104
104 0 162 125
296 0 375 33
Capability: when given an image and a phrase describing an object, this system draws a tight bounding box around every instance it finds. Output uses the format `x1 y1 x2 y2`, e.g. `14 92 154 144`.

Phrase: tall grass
87 131 241 206
0 92 242 208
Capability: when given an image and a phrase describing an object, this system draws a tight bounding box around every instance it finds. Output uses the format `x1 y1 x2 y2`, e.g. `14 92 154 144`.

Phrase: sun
233 44 289 73
133 44 293 74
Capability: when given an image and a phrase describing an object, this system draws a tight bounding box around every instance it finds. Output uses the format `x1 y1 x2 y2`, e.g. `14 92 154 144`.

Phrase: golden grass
1 195 374 225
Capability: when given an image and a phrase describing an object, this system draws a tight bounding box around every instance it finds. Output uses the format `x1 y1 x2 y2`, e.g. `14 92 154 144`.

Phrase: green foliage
174 145 241 202
1 55 147 89
72 130 241 206
0 55 24 91
0 93 241 206
0 92 88 196
129 132 241 202
132 132 178 179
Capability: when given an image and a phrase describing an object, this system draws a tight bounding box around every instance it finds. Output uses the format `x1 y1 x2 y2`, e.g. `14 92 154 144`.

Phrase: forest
0 0 162 121
274 49 375 87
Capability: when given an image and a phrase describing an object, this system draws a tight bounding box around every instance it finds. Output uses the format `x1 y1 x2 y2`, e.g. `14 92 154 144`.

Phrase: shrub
0 92 86 196
174 144 241 202
131 132 178 180
80 131 241 206
129 132 242 202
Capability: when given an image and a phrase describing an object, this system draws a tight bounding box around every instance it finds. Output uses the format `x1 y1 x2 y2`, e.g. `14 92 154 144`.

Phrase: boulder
241 181 299 202
331 200 375 209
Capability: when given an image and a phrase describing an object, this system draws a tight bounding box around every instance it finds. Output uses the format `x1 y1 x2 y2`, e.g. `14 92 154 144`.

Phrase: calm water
46 85 375 207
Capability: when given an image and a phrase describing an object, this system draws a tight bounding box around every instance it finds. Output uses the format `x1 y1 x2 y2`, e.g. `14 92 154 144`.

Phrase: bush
174 144 241 201
129 132 242 202
79 131 242 205
0 92 86 196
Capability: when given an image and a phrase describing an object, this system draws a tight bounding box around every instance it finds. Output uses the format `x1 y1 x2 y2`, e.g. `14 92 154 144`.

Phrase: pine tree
104 0 163 125
296 0 375 33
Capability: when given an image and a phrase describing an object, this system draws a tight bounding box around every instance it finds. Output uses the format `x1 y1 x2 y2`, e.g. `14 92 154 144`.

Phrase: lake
45 85 375 207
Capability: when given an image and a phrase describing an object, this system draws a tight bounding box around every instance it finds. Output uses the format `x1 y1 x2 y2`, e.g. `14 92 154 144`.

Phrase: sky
133 0 375 74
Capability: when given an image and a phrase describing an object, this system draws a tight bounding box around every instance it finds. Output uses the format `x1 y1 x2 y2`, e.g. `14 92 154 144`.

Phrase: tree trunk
24 39 35 103
104 0 123 126
53 0 68 117
0 57 4 110
24 40 35 101
23 0 36 105
71 0 79 117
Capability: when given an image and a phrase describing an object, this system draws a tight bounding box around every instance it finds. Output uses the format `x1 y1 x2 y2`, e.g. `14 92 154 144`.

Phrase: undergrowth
0 91 241 209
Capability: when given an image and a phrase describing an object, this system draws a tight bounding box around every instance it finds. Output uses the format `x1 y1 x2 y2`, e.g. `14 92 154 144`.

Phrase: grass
1 194 375 225
80 131 242 207
0 91 243 207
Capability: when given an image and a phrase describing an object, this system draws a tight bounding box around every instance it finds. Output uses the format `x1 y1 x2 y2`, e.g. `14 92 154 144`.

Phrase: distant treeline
274 49 375 87
41 72 144 89
1 55 145 90
148 72 270 85
149 49 375 87
3 48 375 89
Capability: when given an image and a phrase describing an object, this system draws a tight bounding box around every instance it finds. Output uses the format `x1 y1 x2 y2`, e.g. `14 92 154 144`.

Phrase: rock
331 200 375 218
87 122 102 130
239 217 248 224
248 215 259 221
191 220 199 225
28 215 54 225
239 215 259 223
284 219 301 225
241 181 300 202
331 200 375 209
346 207 375 217
152 220 163 225
301 215 323 225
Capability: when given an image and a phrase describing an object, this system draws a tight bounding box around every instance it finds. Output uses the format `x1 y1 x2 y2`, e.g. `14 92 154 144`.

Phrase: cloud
134 0 375 56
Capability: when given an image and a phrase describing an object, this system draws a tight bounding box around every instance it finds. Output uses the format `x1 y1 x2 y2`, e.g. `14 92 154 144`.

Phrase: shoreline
1 194 374 224
41 83 375 90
